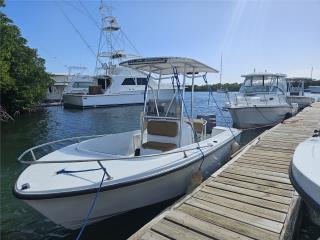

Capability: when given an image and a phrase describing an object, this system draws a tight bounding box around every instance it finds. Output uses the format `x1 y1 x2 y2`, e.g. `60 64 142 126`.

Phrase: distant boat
217 87 228 93
46 73 69 102
225 72 298 129
46 66 93 102
286 77 315 109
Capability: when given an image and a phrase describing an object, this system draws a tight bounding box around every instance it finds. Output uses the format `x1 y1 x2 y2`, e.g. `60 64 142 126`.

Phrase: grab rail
17 134 107 162
18 143 217 165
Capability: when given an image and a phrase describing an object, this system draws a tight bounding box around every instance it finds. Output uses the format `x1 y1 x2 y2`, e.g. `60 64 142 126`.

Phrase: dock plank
227 165 289 178
166 210 253 240
233 161 289 173
194 190 287 222
225 167 291 183
207 181 291 205
219 172 293 191
179 204 279 240
140 231 170 240
214 176 293 198
152 219 211 240
202 186 289 213
186 197 283 233
237 157 290 166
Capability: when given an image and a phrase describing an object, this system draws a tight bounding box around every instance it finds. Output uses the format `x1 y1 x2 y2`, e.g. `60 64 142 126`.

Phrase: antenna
219 54 223 87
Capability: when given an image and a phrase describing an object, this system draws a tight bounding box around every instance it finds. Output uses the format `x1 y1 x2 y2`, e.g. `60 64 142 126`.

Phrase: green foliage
186 83 241 92
0 5 52 113
305 80 320 88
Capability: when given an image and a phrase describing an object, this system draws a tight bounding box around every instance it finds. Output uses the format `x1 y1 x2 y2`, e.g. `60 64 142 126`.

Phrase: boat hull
290 137 320 226
286 96 315 109
21 138 235 230
63 92 145 108
228 105 292 129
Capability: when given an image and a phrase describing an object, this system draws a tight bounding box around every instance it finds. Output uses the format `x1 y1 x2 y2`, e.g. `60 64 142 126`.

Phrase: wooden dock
129 102 320 240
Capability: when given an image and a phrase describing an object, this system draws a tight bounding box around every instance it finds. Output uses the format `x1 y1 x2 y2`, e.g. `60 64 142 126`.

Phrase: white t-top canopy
286 77 312 82
120 57 218 75
241 72 287 78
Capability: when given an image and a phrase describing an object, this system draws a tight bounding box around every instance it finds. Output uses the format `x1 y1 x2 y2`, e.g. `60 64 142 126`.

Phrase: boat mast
191 68 195 119
219 54 223 89
96 1 121 76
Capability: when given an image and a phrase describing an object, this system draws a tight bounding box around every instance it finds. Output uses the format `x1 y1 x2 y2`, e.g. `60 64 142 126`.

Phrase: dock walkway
129 102 320 240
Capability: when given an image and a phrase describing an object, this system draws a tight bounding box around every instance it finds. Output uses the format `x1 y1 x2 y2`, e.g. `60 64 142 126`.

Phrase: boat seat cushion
142 141 177 152
193 119 205 134
147 120 178 137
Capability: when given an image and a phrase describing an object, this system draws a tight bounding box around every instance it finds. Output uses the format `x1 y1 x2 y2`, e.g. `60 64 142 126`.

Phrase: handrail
17 134 107 162
18 144 216 165
144 115 180 121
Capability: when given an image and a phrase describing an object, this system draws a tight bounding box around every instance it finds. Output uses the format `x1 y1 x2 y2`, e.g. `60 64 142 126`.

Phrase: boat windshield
146 97 181 118
239 75 287 95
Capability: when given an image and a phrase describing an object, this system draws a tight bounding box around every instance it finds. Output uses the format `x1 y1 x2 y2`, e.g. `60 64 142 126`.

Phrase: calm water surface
1 92 318 239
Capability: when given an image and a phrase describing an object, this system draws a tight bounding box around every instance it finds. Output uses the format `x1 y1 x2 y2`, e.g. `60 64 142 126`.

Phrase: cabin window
137 78 148 85
72 82 92 88
97 78 111 90
122 78 136 85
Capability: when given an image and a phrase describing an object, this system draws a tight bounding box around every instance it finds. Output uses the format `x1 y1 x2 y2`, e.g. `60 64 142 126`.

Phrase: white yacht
63 66 171 108
225 72 298 129
62 3 171 108
286 77 315 109
46 73 69 102
14 57 241 230
46 67 93 102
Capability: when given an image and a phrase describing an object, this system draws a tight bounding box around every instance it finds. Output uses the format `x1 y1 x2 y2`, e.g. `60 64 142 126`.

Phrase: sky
3 0 320 84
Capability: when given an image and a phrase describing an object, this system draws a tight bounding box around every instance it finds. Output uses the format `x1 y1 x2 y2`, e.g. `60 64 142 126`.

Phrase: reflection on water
295 203 320 240
1 92 315 239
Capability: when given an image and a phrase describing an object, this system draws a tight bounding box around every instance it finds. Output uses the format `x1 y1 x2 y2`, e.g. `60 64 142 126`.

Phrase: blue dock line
75 170 106 240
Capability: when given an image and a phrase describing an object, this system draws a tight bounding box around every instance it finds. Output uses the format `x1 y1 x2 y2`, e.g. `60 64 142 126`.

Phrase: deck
129 102 320 240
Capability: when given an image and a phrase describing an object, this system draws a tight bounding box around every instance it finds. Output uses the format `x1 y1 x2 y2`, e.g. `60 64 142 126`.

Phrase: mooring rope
202 74 239 144
75 169 107 240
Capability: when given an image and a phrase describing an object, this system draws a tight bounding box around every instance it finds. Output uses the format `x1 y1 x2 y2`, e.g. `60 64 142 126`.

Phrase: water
1 92 316 239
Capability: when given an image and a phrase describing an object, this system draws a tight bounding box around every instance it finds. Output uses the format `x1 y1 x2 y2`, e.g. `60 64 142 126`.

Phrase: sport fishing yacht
225 72 298 129
62 3 171 108
14 57 241 230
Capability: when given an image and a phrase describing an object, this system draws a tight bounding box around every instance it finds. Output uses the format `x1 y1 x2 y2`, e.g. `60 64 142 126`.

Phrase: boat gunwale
289 161 320 211
13 133 239 200
226 105 292 110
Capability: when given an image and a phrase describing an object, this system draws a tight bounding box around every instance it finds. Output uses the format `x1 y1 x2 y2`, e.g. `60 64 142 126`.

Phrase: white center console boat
14 57 241 230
